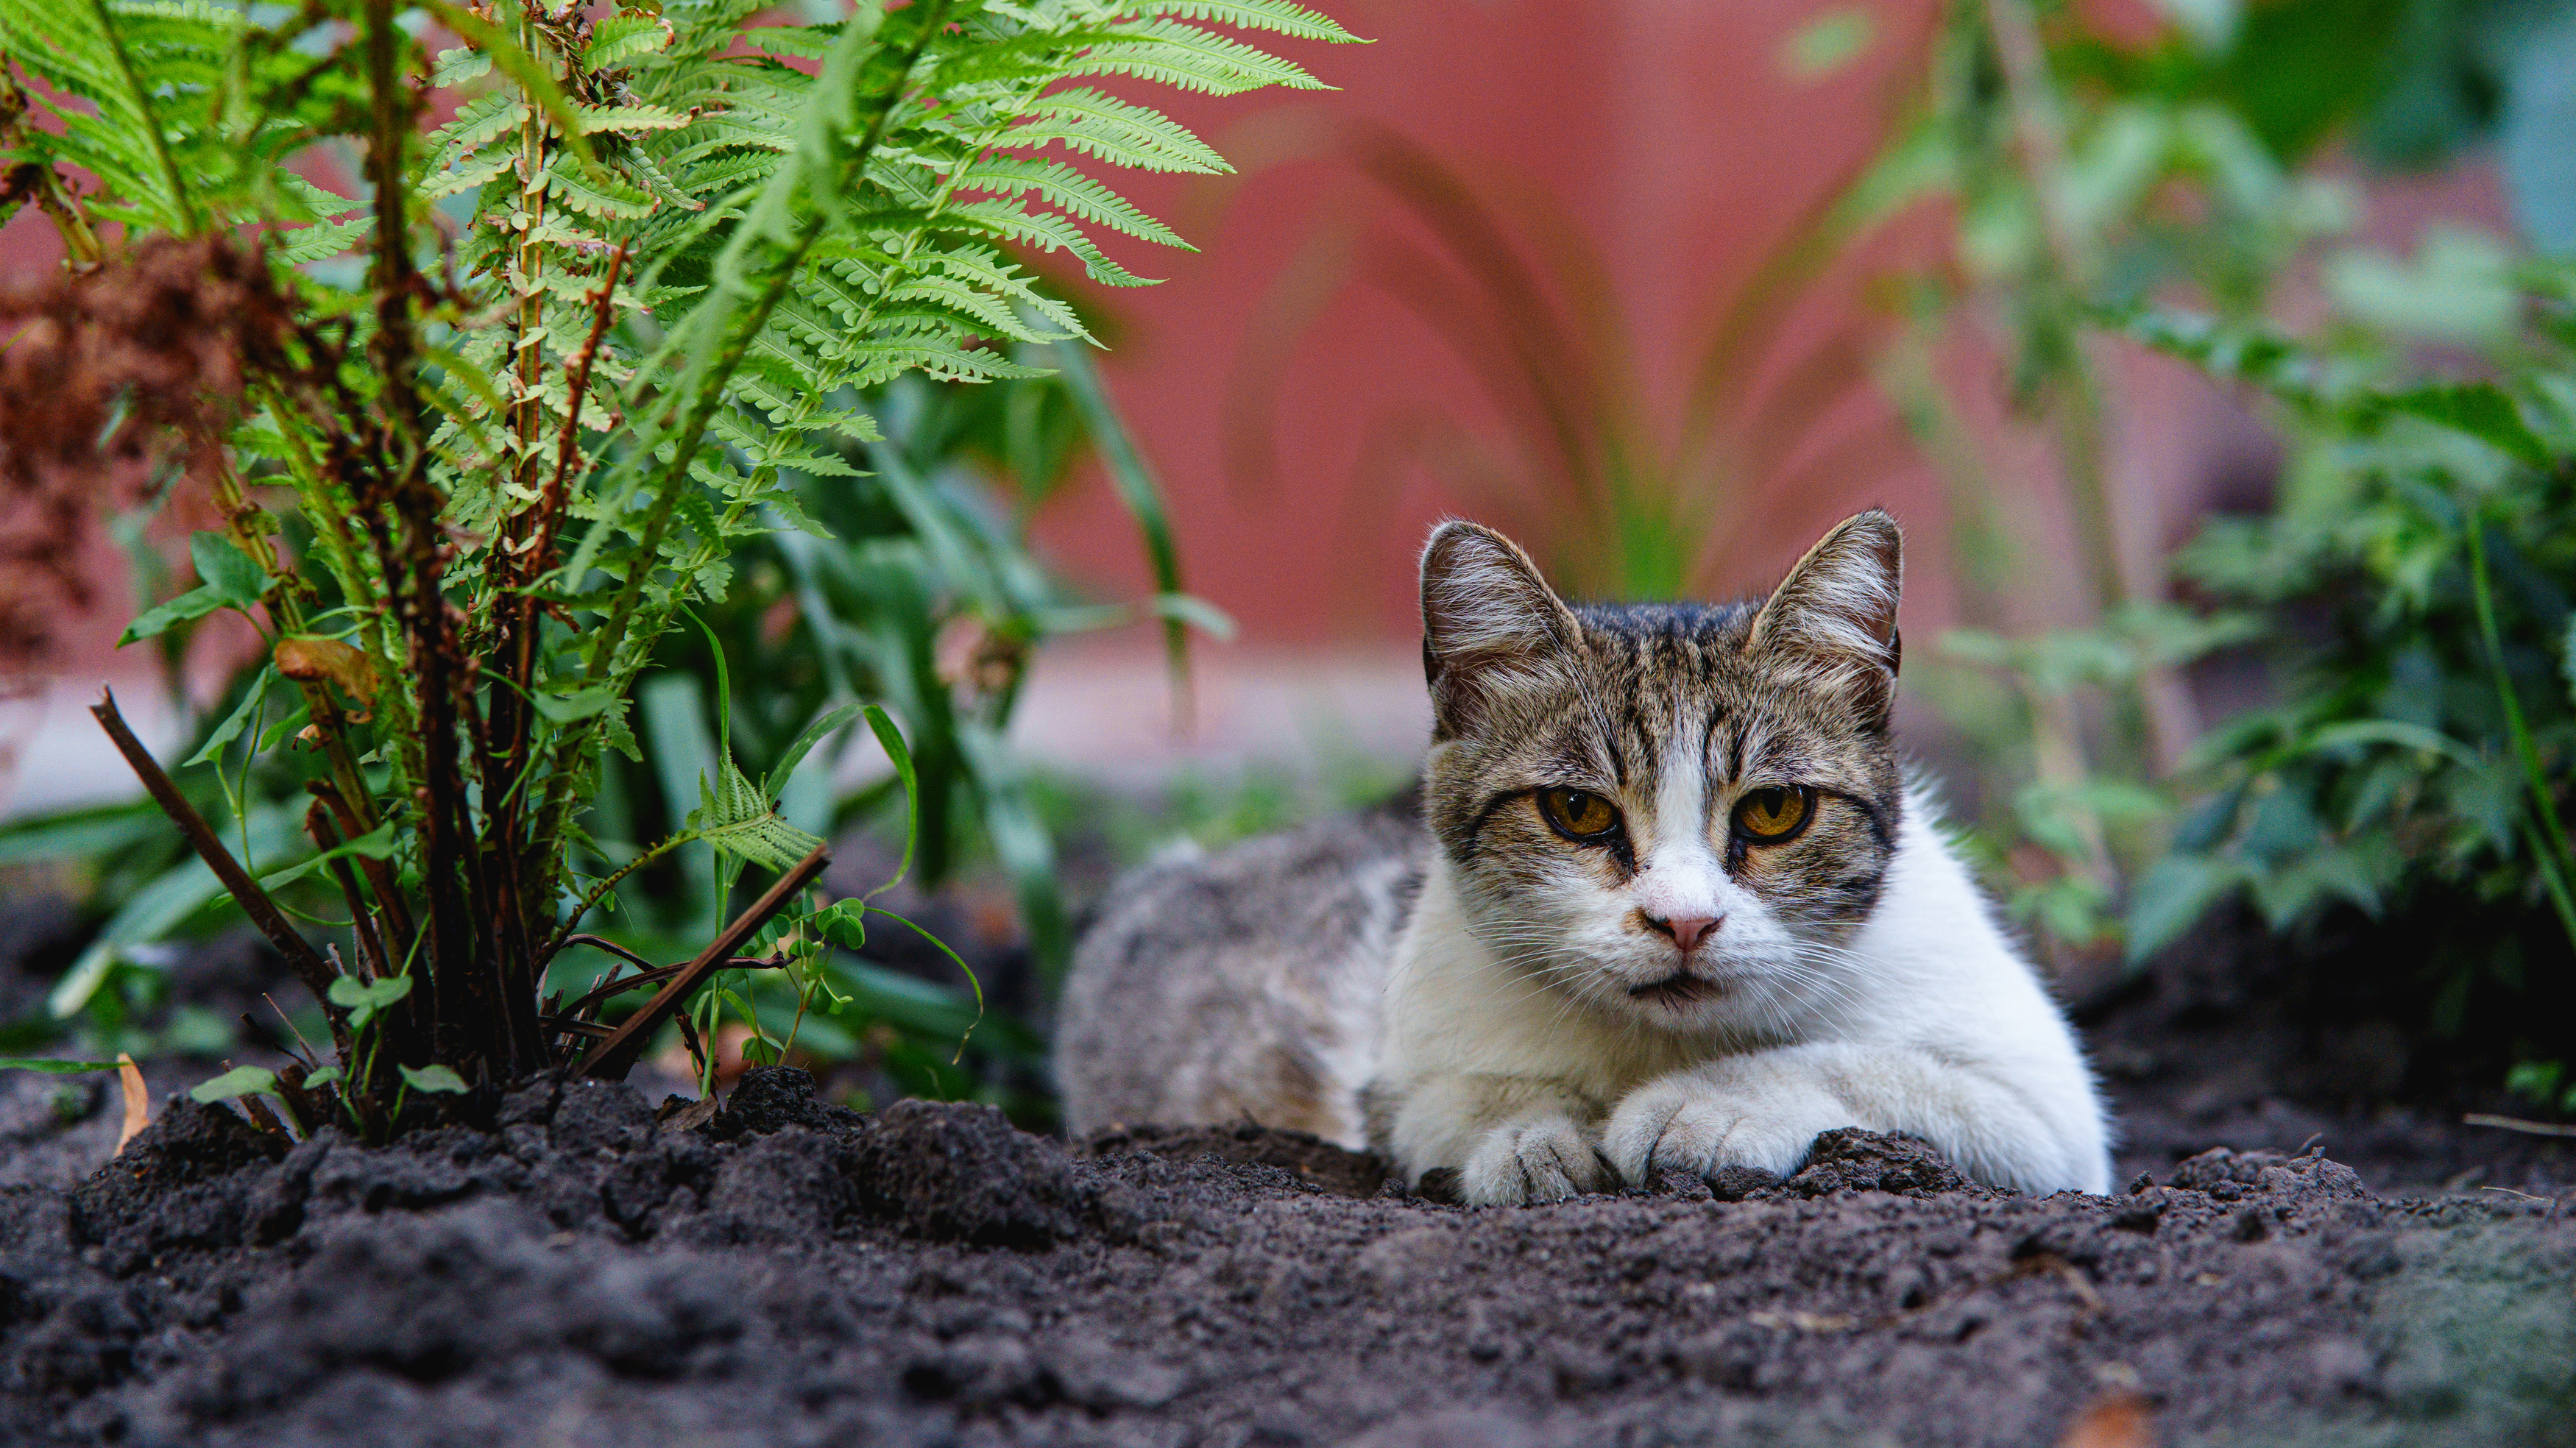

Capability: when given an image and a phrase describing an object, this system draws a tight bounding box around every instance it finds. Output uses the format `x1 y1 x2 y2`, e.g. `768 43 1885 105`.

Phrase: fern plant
0 0 1354 1132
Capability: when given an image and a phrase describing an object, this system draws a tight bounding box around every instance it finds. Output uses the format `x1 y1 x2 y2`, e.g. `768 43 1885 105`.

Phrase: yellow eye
1538 787 1620 840
1735 787 1813 842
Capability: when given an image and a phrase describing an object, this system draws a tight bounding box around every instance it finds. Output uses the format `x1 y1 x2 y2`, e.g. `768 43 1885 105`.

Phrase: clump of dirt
0 1067 2568 1448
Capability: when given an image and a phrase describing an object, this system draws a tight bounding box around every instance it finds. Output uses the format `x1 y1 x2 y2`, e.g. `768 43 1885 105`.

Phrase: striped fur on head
1415 511 1908 1038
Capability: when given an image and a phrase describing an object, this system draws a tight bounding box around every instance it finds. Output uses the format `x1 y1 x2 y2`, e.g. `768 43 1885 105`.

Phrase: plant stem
2466 517 2576 951
91 690 353 1060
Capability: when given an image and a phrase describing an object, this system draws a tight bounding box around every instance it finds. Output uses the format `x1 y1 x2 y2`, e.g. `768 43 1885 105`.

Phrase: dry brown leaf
274 635 378 713
2058 1393 2154 1448
113 1052 149 1154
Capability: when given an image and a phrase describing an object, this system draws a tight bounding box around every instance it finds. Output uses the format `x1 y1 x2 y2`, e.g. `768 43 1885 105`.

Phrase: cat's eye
1537 787 1621 842
1734 786 1814 843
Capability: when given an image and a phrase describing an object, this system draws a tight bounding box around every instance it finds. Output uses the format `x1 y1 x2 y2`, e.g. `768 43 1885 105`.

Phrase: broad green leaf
863 704 919 898
2385 383 2554 469
2124 854 2243 967
50 859 225 1017
765 701 863 798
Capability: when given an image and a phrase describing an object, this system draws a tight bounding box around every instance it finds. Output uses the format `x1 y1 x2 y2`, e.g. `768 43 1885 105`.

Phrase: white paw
1602 1075 1846 1187
1457 1115 1612 1205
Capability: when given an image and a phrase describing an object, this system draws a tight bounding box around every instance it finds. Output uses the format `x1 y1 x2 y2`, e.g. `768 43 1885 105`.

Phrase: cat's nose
1648 914 1722 954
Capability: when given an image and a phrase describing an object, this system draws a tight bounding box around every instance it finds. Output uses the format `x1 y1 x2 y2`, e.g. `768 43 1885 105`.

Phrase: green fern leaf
945 198 1151 286
584 13 672 65
1075 19 1330 96
430 45 490 85
573 104 694 135
960 156 1190 249
547 163 659 220
1147 0 1361 43
268 216 372 265
1008 89 1230 174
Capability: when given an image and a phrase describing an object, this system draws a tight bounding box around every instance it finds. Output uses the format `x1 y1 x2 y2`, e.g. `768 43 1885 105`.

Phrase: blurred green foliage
1872 0 2576 1092
2115 276 2576 1046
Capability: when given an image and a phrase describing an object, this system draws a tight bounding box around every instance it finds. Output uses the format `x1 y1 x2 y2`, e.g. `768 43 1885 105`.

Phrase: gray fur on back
1054 799 1426 1145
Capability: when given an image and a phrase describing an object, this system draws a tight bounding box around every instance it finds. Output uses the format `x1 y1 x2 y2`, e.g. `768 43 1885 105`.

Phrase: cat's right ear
1419 522 1582 738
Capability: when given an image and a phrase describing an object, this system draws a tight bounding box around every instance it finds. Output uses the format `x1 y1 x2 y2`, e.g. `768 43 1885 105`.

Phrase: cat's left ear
1746 509 1903 725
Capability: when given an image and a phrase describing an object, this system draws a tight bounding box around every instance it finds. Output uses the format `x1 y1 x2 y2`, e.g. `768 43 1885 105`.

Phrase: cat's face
1416 512 1907 1039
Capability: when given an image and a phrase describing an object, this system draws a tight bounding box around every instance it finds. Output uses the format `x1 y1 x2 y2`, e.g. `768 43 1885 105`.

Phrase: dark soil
4 868 2576 1446
0 1067 2568 1447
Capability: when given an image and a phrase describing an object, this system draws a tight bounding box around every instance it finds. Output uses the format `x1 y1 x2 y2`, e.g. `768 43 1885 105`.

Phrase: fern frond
584 13 672 65
1008 89 1229 174
944 198 1152 286
269 216 372 264
573 104 694 136
960 156 1189 248
1075 19 1330 96
547 162 659 221
1146 0 1361 43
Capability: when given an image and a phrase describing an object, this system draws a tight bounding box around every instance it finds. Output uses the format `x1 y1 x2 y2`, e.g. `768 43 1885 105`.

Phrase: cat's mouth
1627 971 1720 1009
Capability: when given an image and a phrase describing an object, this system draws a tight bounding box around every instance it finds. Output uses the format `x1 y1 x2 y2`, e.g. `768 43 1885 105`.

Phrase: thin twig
539 832 699 964
305 801 389 982
263 992 326 1070
557 932 657 975
91 689 351 1059
558 955 790 1022
2463 1113 2576 1139
580 842 830 1079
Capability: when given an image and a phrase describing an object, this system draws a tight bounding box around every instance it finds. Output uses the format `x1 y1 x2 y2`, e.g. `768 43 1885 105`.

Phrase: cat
1055 511 2114 1203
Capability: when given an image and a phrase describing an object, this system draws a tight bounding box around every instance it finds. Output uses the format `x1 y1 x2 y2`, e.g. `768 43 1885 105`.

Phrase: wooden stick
91 689 350 1057
579 842 829 1080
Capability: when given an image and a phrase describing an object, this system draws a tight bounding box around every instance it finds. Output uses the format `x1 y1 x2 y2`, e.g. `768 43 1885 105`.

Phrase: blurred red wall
1027 0 1959 647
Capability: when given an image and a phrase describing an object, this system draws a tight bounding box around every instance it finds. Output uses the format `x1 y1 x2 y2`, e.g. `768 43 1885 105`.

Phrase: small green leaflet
119 533 268 645
532 686 623 723
0 1058 126 1074
399 1063 470 1094
191 532 273 607
185 664 277 766
328 972 413 1032
694 754 826 873
216 821 399 905
121 584 226 645
191 1065 279 1103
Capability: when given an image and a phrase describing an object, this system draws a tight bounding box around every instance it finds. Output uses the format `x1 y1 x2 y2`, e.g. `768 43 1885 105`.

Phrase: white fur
1369 787 2112 1204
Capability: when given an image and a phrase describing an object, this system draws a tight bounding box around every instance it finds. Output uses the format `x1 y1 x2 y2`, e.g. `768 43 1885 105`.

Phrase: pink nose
1652 915 1721 954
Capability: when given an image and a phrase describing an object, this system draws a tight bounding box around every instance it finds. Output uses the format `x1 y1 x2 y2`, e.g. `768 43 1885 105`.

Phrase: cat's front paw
1603 1073 1849 1187
1457 1115 1612 1206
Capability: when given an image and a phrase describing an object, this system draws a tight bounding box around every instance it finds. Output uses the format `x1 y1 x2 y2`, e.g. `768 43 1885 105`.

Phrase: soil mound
0 1068 2569 1447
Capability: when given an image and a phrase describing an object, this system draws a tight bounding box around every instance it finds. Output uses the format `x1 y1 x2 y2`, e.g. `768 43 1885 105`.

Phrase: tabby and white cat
1055 511 2112 1204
